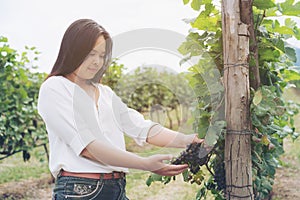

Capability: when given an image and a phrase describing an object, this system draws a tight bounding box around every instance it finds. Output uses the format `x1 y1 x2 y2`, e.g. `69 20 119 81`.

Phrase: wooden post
222 0 254 199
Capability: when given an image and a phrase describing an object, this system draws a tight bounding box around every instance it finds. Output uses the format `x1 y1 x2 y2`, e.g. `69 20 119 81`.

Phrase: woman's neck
65 72 91 88
65 73 98 103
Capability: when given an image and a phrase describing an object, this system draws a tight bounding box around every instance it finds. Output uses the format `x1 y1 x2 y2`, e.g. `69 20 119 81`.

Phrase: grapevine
170 143 212 185
171 143 210 173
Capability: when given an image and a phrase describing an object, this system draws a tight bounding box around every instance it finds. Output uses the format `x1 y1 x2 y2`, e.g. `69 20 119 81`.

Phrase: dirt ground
0 176 52 200
272 167 300 200
271 140 300 200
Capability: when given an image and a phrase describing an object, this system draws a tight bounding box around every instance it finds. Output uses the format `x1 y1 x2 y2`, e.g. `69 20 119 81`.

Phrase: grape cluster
171 143 210 174
213 161 226 191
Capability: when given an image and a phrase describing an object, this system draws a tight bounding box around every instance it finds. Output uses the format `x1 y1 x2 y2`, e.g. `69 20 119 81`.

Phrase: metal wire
223 63 249 73
226 129 253 135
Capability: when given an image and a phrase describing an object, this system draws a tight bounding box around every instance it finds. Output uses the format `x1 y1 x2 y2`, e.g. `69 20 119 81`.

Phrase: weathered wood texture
222 0 254 199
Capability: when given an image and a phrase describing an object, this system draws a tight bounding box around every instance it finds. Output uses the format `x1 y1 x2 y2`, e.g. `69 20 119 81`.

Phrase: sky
0 0 200 73
0 0 299 74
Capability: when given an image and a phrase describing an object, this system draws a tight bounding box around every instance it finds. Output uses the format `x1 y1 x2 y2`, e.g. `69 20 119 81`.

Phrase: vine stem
0 143 47 160
205 163 215 177
205 151 215 176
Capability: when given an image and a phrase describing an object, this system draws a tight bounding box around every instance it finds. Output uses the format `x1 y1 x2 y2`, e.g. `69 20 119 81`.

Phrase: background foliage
112 66 195 129
0 36 48 161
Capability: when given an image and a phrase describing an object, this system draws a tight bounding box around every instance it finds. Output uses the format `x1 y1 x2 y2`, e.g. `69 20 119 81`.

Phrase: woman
38 19 203 200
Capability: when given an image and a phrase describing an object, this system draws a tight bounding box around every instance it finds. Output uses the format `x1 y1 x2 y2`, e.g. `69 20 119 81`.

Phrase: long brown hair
47 19 112 83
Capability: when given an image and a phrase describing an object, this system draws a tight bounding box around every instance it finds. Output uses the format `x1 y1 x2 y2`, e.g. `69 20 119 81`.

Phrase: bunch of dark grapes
171 143 210 174
213 161 226 191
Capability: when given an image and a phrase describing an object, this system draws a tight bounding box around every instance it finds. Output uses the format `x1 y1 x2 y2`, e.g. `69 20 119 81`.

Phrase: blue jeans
53 175 129 200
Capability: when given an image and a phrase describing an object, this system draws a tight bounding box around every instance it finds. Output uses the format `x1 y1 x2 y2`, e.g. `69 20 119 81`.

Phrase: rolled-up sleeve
38 79 100 156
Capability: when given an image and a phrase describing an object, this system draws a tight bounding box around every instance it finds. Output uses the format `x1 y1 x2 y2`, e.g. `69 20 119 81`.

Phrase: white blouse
37 76 157 177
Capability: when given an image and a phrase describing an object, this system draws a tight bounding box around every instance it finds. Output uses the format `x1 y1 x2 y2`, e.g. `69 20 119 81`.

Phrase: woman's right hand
142 154 188 176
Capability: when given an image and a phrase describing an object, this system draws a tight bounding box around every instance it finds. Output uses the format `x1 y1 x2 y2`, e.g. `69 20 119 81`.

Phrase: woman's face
74 35 106 80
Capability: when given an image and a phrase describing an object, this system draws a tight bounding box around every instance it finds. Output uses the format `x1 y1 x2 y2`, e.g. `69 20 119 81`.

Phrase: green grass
0 146 50 184
125 170 201 200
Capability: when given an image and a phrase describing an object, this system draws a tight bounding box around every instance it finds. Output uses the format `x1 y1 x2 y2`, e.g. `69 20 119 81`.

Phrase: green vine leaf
146 174 163 186
282 69 300 81
273 20 295 35
0 36 8 42
253 89 263 106
182 169 190 182
265 7 278 17
253 0 276 10
191 3 220 32
285 18 300 40
285 47 297 62
191 0 202 11
259 48 280 62
279 0 300 16
261 135 270 146
190 0 212 11
183 0 190 5
205 121 225 146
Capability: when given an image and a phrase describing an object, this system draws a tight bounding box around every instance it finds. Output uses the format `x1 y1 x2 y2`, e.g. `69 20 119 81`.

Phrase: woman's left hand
192 135 213 153
192 135 205 144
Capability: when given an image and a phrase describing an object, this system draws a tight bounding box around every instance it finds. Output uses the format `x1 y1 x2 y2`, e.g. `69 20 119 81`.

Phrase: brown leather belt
60 170 126 180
